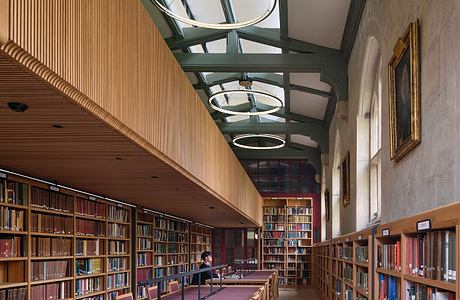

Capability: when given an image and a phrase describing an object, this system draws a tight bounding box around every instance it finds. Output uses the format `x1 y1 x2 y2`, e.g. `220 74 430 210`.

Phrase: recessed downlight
115 157 123 160
7 102 29 112
151 176 158 179
52 124 64 129
209 206 215 210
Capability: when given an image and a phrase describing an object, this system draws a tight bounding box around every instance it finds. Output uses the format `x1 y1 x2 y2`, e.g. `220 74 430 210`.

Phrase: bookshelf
135 210 195 300
312 229 372 300
190 224 212 271
262 197 313 287
0 173 132 300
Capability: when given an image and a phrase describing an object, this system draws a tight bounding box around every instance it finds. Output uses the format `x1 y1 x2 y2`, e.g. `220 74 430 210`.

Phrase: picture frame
341 151 350 207
388 20 421 161
324 188 330 222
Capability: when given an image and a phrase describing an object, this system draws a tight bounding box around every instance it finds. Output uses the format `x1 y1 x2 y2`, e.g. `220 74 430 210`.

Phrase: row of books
108 223 128 239
31 187 73 213
191 235 210 244
406 281 455 300
264 255 285 262
264 224 285 231
32 237 71 257
31 260 69 281
31 212 73 234
76 239 103 256
109 257 128 272
154 229 168 241
138 237 152 250
155 243 167 253
76 197 106 219
30 281 71 300
109 240 128 255
356 245 369 263
137 268 152 283
288 215 311 223
168 232 188 242
75 276 103 296
137 224 152 236
76 219 105 237
265 248 284 254
190 225 212 235
378 274 400 300
263 207 285 215
107 272 129 289
343 266 353 282
287 240 310 248
0 207 24 231
264 232 285 239
356 271 369 291
0 287 26 300
377 242 401 271
2 181 28 205
287 232 309 239
167 220 188 232
0 236 24 257
76 258 103 275
265 240 284 247
108 205 129 222
168 254 189 264
155 255 166 266
287 224 311 231
263 215 285 223
286 207 312 215
137 253 153 266
406 231 456 282
339 247 353 260
191 245 211 252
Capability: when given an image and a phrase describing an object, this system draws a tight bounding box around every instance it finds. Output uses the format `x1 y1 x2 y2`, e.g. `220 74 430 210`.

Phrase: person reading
191 251 218 285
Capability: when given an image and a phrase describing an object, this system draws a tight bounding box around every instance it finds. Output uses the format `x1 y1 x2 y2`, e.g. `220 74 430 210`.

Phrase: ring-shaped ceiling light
209 90 283 116
151 0 277 30
233 134 286 150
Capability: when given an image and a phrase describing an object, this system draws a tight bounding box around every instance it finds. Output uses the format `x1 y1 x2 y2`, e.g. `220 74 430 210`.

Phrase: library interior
0 0 459 300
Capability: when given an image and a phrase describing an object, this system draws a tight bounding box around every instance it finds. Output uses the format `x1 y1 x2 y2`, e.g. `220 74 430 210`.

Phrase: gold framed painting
388 20 421 162
341 151 350 207
324 188 330 222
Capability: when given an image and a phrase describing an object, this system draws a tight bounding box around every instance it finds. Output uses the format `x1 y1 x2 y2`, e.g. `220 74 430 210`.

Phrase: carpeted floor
278 288 318 300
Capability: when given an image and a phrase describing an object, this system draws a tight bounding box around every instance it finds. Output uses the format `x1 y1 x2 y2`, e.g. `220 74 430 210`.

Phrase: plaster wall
326 0 460 238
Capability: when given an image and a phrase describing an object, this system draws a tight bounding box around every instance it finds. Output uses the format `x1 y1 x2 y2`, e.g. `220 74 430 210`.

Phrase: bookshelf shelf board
0 230 27 235
154 253 168 256
76 255 106 259
355 286 369 296
108 270 129 275
354 261 369 268
74 214 105 221
154 265 167 268
154 240 168 243
0 202 28 209
0 282 28 289
31 232 73 237
137 235 153 239
108 254 129 257
137 220 154 225
75 273 106 279
0 257 27 261
375 268 401 278
30 277 74 285
137 249 154 252
31 256 74 260
75 234 105 239
107 285 131 293
75 290 106 299
137 265 155 269
403 274 456 292
108 237 130 241
107 220 130 225
31 207 74 217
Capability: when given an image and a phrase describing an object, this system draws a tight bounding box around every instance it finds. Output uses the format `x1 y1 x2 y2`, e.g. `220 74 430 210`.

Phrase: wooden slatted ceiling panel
0 0 263 226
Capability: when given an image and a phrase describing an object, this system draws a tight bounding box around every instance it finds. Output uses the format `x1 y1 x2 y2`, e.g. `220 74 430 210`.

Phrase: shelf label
358 235 362 240
49 185 60 192
382 229 390 236
0 172 6 179
117 203 123 208
88 196 96 201
416 219 431 231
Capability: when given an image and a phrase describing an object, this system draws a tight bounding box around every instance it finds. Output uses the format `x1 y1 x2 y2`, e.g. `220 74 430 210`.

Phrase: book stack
108 223 128 239
75 276 103 296
405 281 455 300
343 266 353 282
0 236 24 257
76 239 103 256
264 231 286 239
76 219 105 237
31 213 73 234
0 207 24 231
75 197 105 219
377 242 401 271
0 287 26 300
5 181 28 205
30 281 71 300
108 205 129 222
356 270 369 291
137 253 152 267
345 288 353 300
137 224 152 236
356 245 369 263
406 230 456 282
108 257 128 272
32 237 71 257
107 272 129 289
109 240 127 255
343 246 353 261
31 188 73 212
378 274 400 300
31 260 69 281
76 258 103 275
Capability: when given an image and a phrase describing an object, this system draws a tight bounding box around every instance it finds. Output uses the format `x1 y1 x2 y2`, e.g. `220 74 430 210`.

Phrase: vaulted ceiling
142 0 365 172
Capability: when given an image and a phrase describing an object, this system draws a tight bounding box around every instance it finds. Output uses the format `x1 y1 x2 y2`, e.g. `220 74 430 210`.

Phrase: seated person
191 251 218 285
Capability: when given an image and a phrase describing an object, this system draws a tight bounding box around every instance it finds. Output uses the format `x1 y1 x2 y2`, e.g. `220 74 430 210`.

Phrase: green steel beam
340 0 366 62
175 53 347 101
324 93 338 126
166 28 229 50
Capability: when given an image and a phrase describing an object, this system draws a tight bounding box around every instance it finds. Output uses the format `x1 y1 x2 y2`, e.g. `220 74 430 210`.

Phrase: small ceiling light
115 157 123 160
239 79 253 88
209 206 215 210
52 124 64 129
209 90 283 116
7 102 29 112
233 134 286 150
151 0 276 30
151 176 158 179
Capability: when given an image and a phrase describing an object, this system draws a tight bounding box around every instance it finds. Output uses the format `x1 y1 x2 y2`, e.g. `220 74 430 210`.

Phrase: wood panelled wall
0 0 263 225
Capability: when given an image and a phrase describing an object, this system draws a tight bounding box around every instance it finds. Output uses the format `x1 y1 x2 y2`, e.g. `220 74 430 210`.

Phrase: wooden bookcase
135 210 194 300
262 197 313 287
0 173 132 300
190 224 212 271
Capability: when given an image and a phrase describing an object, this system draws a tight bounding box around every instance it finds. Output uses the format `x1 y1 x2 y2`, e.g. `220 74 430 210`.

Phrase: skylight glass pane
226 115 250 123
164 0 192 29
240 39 282 54
187 0 226 24
252 81 285 104
206 39 227 53
231 0 280 28
188 44 205 53
260 115 285 123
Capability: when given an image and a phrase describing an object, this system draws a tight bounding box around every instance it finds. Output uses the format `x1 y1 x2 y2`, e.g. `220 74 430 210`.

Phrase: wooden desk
158 285 263 300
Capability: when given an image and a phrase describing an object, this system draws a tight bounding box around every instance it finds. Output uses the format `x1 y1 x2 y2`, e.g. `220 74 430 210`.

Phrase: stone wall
326 0 460 238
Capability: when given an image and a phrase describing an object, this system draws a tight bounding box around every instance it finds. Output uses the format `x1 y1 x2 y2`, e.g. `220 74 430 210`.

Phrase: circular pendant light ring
151 0 277 30
209 90 283 116
232 134 286 150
